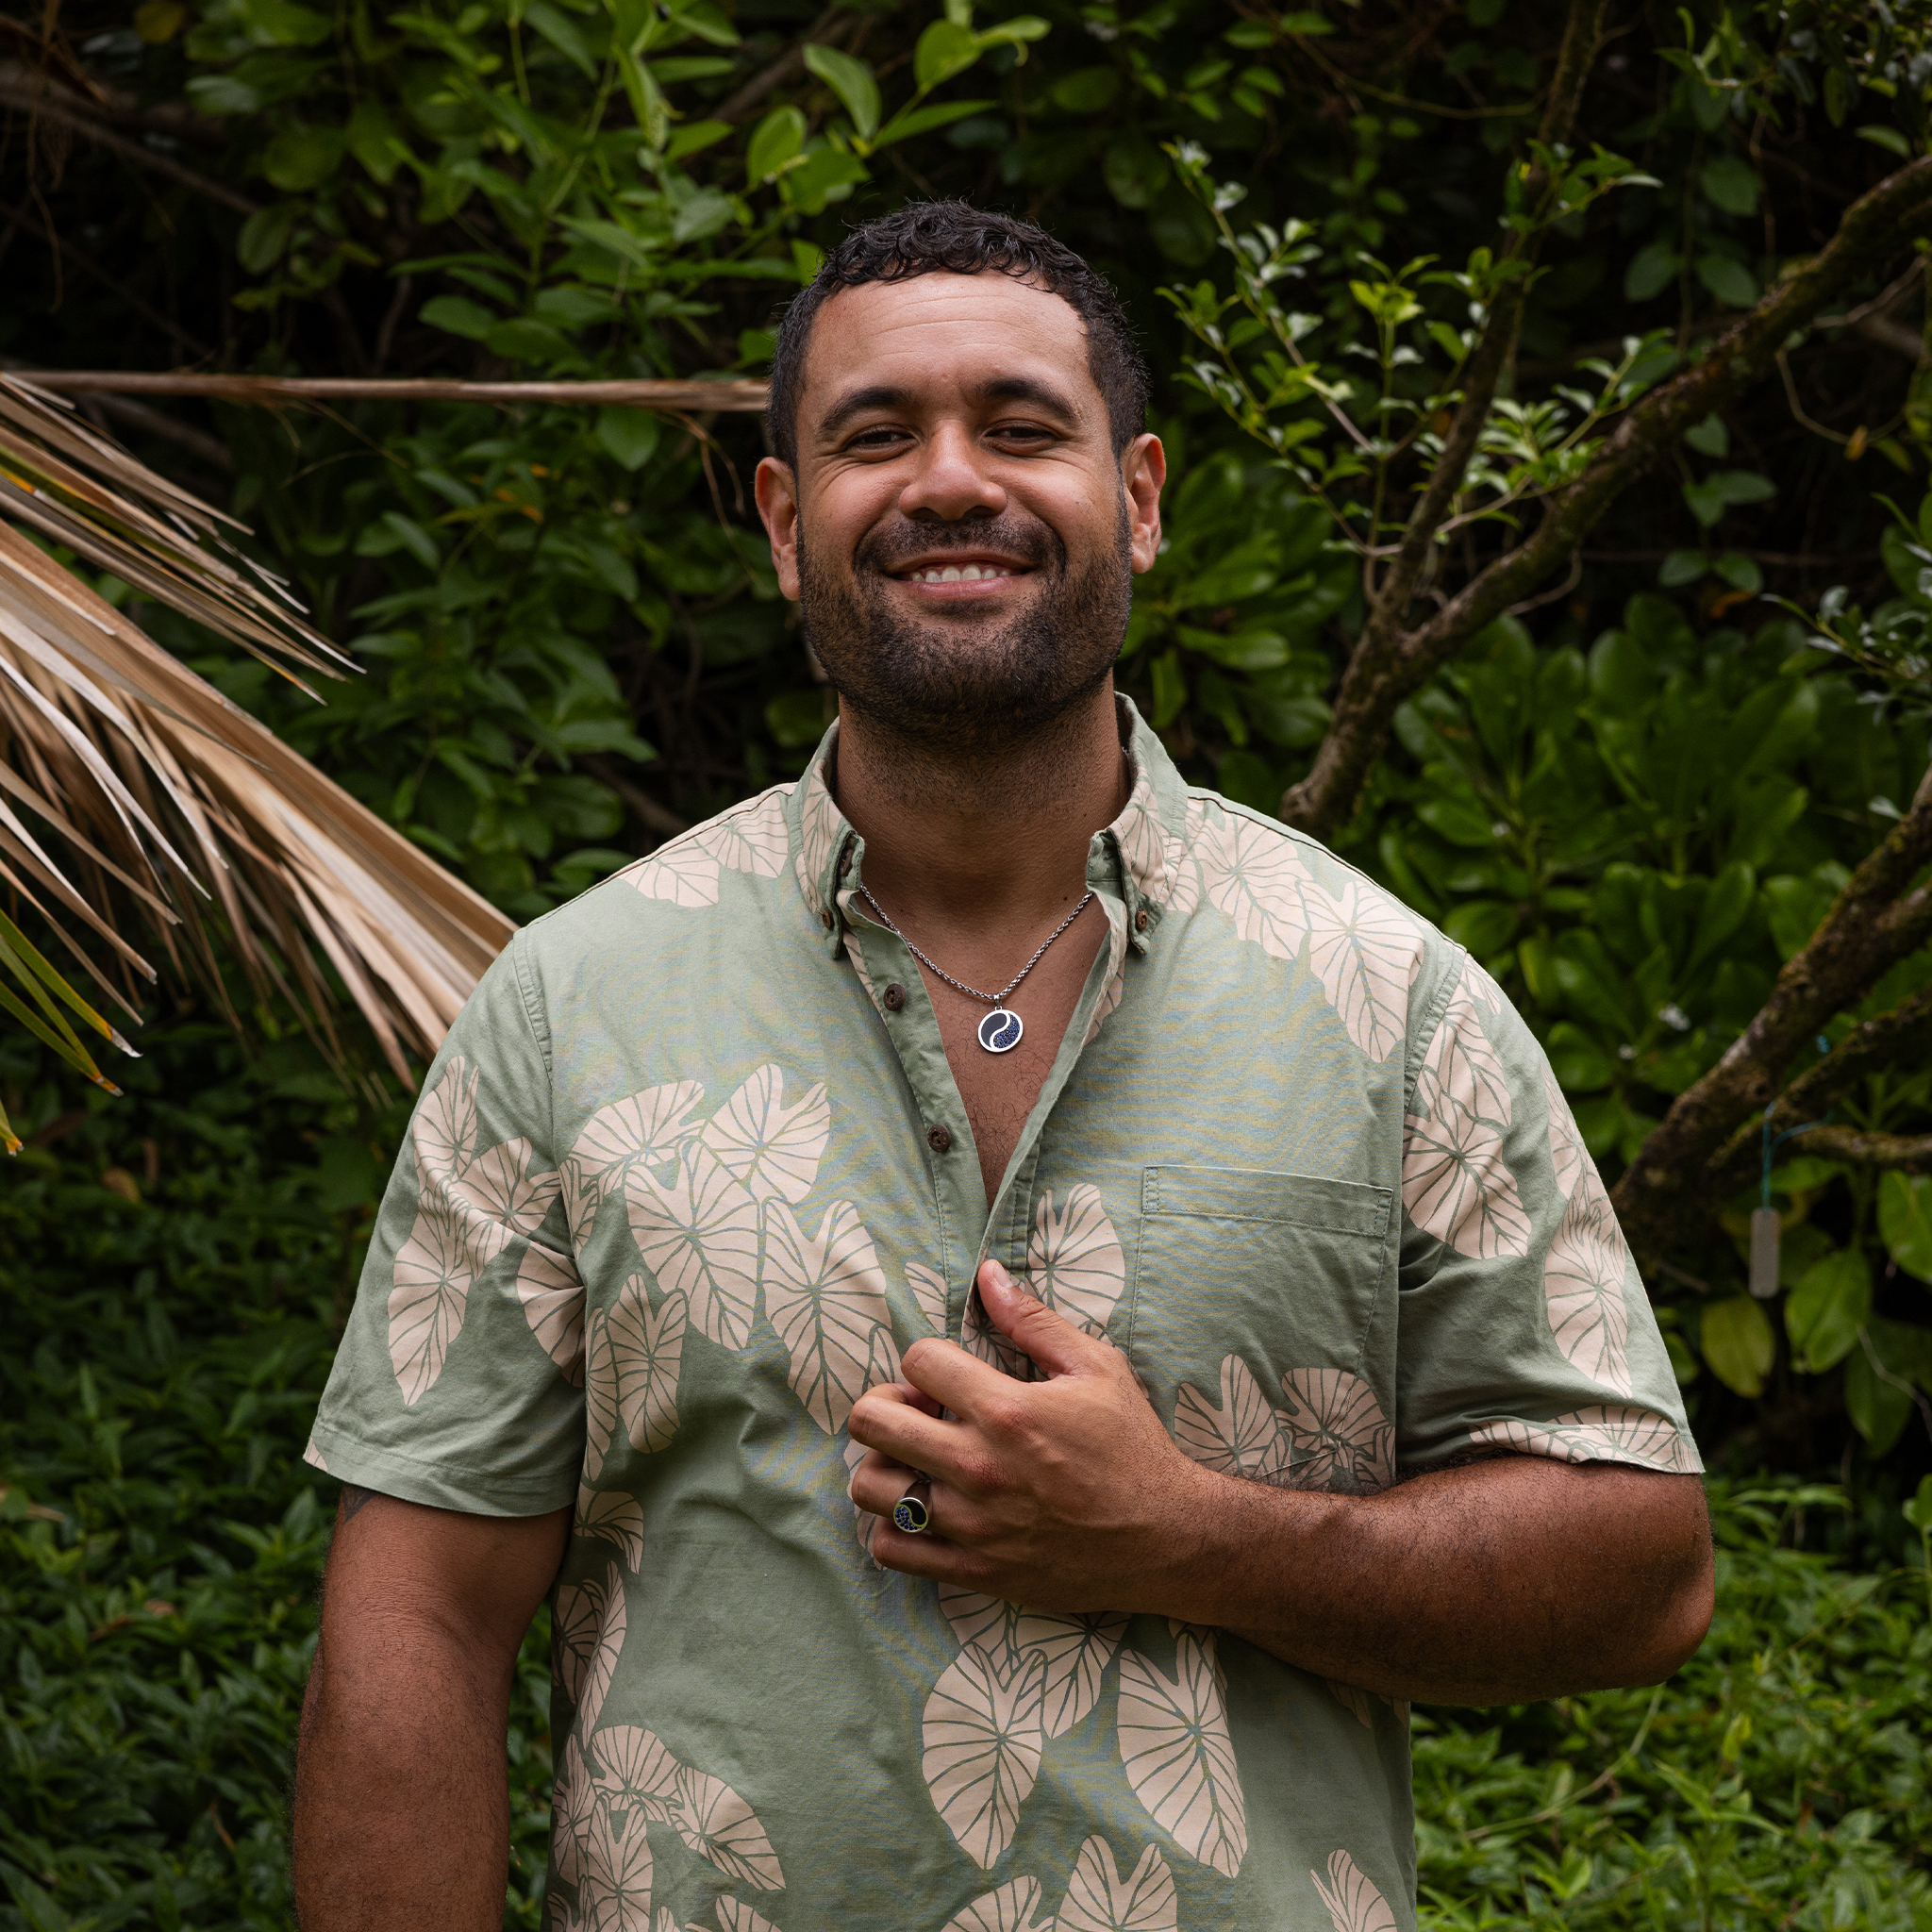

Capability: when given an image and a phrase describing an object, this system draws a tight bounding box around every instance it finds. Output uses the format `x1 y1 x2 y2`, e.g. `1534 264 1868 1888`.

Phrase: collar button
883 982 907 1011
926 1124 953 1155
1135 908 1150 932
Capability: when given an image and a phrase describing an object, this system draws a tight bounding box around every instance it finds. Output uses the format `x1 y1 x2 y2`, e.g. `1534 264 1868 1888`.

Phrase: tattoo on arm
341 1484 380 1523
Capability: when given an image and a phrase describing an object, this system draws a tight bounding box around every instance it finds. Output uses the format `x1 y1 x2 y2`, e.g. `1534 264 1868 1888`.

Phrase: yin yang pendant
977 1007 1024 1054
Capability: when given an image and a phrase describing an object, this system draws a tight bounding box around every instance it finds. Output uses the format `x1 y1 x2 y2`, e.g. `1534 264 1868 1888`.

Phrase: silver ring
891 1480 933 1536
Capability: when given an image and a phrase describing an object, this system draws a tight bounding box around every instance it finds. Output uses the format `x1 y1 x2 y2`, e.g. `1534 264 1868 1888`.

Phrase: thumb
977 1258 1104 1378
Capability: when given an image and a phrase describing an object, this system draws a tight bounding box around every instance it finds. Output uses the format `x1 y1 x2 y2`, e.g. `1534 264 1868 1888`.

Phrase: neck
831 677 1126 934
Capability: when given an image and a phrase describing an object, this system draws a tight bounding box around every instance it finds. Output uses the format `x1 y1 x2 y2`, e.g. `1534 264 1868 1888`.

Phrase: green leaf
420 294 497 340
915 17 981 91
1844 1330 1913 1457
236 202 298 274
1684 414 1729 458
262 125 341 192
1052 65 1120 114
746 104 807 185
1151 647 1187 728
1712 552 1762 593
1702 1295 1775 1398
1278 9 1334 30
1787 1249 1872 1374
1695 254 1759 308
1879 1173 1932 1283
804 43 880 142
1905 1473 1932 1530
1443 899 1517 958
1699 154 1759 216
523 0 599 75
595 407 662 473
1857 125 1912 158
1624 241 1679 302
765 690 827 749
1105 135 1170 209
870 98 995 148
667 0 739 45
484 317 582 365
666 118 732 161
1658 548 1707 586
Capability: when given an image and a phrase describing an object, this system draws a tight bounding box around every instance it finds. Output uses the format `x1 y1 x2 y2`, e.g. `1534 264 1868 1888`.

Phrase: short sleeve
1393 953 1701 1477
306 935 586 1514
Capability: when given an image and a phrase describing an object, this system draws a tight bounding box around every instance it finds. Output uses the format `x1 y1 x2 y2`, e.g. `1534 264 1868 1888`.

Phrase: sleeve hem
305 1420 578 1517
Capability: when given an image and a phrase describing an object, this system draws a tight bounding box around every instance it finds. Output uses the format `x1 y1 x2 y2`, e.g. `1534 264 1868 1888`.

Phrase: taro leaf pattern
699 1064 829 1207
762 1198 893 1434
518 1241 586 1385
554 1737 599 1888
842 1435 880 1560
389 1056 560 1405
1311 1849 1398 1932
1417 971 1511 1128
1027 1184 1126 1337
941 1876 1047 1932
583 1799 654 1930
1401 1093 1531 1260
625 1142 761 1350
388 1194 473 1407
1541 1062 1589 1204
1116 1629 1247 1877
922 1643 1050 1869
1057 1836 1179 1932
556 1569 626 1732
713 1903 783 1932
962 1285 1041 1383
1279 1370 1394 1494
1469 1404 1695 1473
1082 906 1130 1047
577 1487 645 1573
792 760 841 923
562 1081 704 1250
1198 809 1313 960
1325 1679 1374 1728
1304 879 1418 1064
1113 760 1168 907
593 1724 680 1812
1543 1182 1633 1396
629 835 724 908
939 1584 1129 1741
690 788 789 879
906 1260 950 1338
669 1762 786 1890
1173 1355 1290 1485
585 1277 688 1476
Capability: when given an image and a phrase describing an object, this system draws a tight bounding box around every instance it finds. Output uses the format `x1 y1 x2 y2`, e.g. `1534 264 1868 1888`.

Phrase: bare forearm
293 1615 515 1930
291 1491 570 1931
1161 1459 1714 1706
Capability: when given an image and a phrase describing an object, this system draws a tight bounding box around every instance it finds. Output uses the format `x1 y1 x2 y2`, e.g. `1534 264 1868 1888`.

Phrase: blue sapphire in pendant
977 1008 1024 1054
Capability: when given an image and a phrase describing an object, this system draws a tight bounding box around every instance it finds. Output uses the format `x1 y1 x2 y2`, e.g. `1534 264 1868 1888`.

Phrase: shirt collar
787 695 1193 956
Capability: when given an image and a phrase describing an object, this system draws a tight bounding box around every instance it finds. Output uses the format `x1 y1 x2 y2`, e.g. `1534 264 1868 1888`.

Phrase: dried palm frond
0 373 515 1149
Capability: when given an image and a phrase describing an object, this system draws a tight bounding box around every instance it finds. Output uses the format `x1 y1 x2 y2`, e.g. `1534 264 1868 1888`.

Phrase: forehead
799 272 1097 421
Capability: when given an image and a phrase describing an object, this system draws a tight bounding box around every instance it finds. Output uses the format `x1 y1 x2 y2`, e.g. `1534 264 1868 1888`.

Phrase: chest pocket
1125 1165 1393 1409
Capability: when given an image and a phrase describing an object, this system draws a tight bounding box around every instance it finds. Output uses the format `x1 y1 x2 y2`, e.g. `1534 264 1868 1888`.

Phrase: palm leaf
0 373 514 1149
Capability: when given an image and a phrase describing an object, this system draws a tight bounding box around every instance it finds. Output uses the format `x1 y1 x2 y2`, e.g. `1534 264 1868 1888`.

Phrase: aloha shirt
308 696 1700 1932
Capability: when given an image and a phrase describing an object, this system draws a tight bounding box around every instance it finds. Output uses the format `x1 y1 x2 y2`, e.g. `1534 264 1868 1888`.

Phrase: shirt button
821 909 834 930
883 982 907 1010
1135 908 1150 932
926 1124 952 1155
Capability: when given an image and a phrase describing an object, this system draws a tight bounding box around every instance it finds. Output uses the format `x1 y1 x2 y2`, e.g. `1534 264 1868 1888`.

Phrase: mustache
852 516 1064 577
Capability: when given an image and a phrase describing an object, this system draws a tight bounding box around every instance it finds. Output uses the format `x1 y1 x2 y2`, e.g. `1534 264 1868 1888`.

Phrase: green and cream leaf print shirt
309 699 1698 1932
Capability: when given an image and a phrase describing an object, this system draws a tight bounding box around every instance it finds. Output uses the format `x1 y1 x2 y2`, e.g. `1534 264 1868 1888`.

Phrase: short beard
796 497 1131 763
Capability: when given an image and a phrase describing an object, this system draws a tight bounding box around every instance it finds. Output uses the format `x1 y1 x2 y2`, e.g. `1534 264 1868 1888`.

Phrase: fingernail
985 1259 1013 1290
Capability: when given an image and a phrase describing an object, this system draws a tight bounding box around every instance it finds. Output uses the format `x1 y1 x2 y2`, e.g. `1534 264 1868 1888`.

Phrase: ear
756 456 803 600
1122 433 1166 574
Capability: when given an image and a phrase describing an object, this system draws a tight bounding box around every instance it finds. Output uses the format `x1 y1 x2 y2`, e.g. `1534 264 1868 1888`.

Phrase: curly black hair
766 200 1149 469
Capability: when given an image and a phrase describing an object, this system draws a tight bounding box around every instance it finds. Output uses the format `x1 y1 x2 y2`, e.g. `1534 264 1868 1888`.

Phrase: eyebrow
813 373 1086 444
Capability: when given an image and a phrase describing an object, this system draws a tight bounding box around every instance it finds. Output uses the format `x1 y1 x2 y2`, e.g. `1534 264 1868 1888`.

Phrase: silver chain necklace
857 884 1095 1055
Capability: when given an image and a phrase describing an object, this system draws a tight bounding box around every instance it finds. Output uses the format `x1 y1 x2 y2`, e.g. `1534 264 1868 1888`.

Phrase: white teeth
907 563 1014 583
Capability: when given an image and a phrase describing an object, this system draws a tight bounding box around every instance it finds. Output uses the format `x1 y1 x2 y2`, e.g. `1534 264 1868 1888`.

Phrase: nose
896 421 1007 523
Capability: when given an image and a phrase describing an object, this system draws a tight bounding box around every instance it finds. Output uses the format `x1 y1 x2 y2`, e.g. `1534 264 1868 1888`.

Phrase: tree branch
1613 762 1932 1257
1790 1125 1932 1173
1282 152 1932 841
1321 0 1606 763
1702 981 1932 1196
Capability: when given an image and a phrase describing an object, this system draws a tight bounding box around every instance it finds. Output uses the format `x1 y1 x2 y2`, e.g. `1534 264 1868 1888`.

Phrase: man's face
755 272 1164 754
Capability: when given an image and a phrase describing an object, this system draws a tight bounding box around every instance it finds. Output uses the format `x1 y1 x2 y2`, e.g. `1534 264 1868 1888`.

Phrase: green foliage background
6 0 1932 1924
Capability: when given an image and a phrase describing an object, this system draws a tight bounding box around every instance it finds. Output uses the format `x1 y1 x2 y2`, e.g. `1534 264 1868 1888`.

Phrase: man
294 203 1712 1932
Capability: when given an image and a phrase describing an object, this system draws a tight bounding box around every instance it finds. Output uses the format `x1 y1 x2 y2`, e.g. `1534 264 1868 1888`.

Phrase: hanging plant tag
1748 1206 1781 1299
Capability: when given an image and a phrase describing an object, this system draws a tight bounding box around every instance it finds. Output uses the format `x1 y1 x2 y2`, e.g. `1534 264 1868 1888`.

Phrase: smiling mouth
896 562 1028 584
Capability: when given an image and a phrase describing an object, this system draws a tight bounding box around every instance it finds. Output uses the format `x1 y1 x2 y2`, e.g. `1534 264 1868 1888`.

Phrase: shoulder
1174 788 1464 1064
517 783 800 952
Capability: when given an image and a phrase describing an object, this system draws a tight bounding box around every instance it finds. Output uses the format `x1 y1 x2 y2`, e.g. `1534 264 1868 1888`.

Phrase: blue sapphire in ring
892 1487 932 1535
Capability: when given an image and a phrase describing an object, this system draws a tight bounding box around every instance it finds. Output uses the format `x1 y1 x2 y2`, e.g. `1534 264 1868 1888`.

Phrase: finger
847 1448 922 1518
848 1382 972 1481
976 1258 1110 1379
